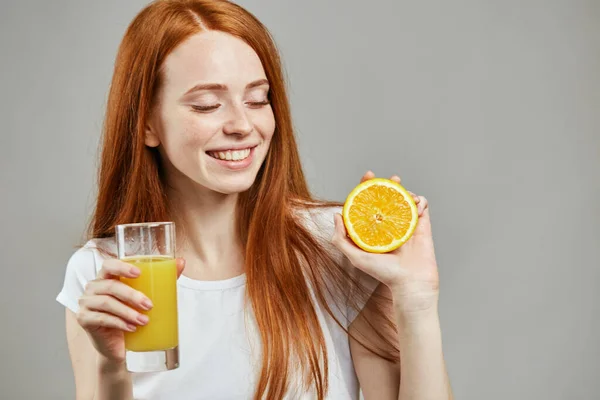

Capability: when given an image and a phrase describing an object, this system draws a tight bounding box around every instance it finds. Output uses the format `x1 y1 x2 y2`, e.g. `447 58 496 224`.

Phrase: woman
56 0 453 399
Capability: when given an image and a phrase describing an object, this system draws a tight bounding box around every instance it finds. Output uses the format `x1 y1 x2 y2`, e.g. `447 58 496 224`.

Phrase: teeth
210 148 251 161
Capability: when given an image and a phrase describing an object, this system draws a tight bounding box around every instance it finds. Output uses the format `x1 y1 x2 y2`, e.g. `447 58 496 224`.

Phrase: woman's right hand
75 258 186 363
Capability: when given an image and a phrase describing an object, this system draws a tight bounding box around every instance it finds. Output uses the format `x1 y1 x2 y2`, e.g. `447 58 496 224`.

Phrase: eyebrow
183 78 269 96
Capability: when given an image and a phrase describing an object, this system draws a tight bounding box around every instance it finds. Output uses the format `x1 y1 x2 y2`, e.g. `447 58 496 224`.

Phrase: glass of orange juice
116 222 179 373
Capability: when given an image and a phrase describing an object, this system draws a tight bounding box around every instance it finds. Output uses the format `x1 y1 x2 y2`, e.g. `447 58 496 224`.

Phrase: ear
144 121 161 148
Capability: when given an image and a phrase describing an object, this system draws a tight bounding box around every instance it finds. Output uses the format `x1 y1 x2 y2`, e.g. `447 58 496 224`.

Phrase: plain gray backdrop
1 0 598 399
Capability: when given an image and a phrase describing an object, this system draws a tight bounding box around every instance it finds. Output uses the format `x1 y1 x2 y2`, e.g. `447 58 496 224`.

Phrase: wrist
95 356 133 400
390 282 439 314
97 355 128 375
394 305 441 340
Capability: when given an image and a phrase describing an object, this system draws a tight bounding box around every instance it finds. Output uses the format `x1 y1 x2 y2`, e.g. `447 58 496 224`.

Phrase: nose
223 105 253 136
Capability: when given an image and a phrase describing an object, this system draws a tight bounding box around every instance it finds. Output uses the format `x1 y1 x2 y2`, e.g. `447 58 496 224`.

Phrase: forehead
161 31 267 91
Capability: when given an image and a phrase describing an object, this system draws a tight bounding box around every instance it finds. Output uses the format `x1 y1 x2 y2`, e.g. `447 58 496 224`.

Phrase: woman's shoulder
57 237 116 312
66 237 116 273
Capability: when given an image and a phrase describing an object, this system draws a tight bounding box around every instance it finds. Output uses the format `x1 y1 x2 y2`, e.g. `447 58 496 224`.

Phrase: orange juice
121 256 178 352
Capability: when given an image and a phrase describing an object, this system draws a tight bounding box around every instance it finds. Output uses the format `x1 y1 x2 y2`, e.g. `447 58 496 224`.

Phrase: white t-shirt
56 206 379 399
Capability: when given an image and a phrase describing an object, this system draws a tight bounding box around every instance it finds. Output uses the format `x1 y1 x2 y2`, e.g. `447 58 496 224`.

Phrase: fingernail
141 298 153 310
137 314 149 325
130 267 140 277
126 324 137 332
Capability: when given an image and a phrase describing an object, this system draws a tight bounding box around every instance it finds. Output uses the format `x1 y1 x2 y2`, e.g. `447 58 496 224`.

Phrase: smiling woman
144 30 276 194
55 1 452 400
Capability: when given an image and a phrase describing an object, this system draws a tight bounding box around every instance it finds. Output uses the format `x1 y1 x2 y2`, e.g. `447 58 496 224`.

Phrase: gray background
1 0 598 399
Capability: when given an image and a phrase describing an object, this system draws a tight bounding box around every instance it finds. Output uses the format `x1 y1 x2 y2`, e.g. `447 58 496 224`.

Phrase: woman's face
146 31 276 195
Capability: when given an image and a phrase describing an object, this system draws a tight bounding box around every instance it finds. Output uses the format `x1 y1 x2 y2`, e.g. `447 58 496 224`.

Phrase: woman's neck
167 182 245 281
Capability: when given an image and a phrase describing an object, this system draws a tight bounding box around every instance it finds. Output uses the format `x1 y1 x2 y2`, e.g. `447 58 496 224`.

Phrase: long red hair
92 1 398 398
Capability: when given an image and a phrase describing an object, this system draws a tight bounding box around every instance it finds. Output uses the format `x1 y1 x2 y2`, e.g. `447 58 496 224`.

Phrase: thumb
176 257 186 278
331 213 346 244
331 213 363 262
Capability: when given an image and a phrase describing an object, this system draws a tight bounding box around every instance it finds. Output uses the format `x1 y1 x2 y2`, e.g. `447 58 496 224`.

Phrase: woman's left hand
331 171 440 313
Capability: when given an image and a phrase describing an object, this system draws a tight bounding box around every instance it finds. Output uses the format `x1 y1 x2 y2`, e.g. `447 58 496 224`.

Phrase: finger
79 294 149 326
98 259 141 280
411 206 432 239
330 214 367 266
360 170 376 183
85 279 152 311
390 175 402 184
76 310 137 332
176 257 186 279
416 196 428 216
408 191 420 204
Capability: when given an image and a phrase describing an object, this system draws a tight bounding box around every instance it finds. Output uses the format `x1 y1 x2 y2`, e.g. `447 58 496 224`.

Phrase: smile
207 147 253 161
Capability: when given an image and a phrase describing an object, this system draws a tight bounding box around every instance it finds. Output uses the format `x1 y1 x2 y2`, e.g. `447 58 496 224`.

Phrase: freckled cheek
164 114 218 150
256 111 276 141
184 121 216 146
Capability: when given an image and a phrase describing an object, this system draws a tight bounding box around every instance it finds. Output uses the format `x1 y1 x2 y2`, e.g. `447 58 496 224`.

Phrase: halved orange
342 178 418 253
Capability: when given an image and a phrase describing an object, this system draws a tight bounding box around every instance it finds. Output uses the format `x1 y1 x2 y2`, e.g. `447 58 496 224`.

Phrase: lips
207 148 252 161
206 145 257 170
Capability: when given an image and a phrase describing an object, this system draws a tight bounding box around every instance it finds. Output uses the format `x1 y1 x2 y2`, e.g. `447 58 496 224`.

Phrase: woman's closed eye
246 99 270 108
246 88 270 108
191 104 221 112
190 98 270 113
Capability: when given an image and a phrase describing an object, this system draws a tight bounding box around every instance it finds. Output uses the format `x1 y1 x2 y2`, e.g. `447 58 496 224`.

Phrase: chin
208 174 258 195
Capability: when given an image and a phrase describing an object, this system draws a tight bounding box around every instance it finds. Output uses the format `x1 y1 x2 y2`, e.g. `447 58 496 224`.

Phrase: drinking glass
116 222 179 372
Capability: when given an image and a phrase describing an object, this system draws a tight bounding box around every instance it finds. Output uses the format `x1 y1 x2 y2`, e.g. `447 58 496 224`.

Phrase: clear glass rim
116 221 174 229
